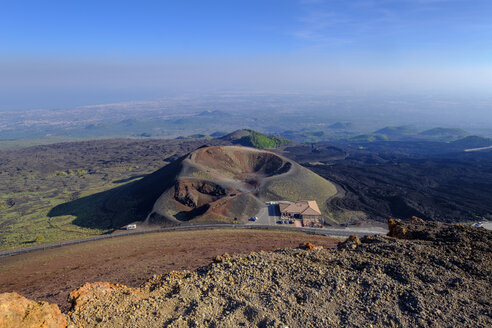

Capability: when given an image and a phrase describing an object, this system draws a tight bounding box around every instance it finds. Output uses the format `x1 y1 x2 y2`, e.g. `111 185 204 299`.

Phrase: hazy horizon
1 0 491 125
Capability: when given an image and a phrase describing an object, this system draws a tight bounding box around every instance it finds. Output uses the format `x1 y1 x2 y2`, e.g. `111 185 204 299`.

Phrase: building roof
278 201 293 213
280 200 321 216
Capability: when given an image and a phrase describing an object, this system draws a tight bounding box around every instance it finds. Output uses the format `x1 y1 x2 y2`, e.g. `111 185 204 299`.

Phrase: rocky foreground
1 219 491 328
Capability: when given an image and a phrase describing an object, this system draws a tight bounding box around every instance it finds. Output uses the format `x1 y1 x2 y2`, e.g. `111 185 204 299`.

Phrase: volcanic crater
145 146 337 224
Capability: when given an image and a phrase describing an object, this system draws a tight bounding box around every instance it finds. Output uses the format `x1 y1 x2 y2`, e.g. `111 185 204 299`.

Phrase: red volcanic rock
0 292 66 328
337 234 362 250
299 242 315 250
387 218 408 238
299 242 324 250
411 216 425 223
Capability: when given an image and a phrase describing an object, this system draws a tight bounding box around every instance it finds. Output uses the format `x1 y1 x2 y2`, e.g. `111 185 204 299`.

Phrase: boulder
387 218 407 238
299 242 315 250
337 234 361 250
299 242 323 250
0 292 66 328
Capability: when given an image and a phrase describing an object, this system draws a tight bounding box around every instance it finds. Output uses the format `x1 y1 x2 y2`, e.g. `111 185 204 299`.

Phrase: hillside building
278 200 324 228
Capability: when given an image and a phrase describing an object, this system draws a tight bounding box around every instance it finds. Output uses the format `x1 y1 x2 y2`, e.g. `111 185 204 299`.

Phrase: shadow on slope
48 157 184 230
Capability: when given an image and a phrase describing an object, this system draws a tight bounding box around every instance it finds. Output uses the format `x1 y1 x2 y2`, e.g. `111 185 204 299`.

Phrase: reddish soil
192 146 288 179
0 229 338 312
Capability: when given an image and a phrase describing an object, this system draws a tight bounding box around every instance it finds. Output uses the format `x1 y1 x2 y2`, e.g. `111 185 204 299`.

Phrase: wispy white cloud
293 0 492 56
293 0 396 48
293 10 355 45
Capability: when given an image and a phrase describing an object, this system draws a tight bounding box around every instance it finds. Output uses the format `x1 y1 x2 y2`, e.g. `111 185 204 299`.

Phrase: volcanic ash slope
145 146 338 224
62 219 492 328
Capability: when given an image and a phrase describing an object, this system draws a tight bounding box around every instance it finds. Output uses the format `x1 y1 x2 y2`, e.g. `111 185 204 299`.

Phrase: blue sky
1 0 491 110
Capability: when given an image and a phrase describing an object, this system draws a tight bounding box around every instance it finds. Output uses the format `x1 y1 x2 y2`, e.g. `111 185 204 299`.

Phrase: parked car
126 224 137 230
249 216 258 221
276 220 283 224
472 221 484 227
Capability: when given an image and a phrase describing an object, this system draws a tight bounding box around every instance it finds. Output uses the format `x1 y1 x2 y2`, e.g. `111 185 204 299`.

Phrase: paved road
0 223 386 259
483 222 492 230
253 206 270 224
465 145 492 152
251 204 280 225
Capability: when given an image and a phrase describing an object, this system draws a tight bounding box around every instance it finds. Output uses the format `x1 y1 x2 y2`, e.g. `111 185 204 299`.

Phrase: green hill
419 128 469 142
327 122 353 130
220 129 291 149
450 135 492 148
374 126 418 139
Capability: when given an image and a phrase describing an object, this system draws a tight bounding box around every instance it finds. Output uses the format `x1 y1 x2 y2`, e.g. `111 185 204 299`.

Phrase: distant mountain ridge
347 126 471 143
451 135 492 148
374 126 418 139
419 127 469 141
327 122 353 130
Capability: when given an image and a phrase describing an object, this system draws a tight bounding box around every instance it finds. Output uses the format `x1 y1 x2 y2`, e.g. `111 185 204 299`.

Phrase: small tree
34 235 45 243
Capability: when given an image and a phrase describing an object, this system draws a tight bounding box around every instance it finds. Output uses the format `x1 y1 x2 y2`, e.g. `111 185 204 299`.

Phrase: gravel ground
0 229 339 313
66 220 491 328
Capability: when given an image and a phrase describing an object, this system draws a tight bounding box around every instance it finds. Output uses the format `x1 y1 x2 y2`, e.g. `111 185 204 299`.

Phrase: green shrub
249 131 290 149
54 170 68 176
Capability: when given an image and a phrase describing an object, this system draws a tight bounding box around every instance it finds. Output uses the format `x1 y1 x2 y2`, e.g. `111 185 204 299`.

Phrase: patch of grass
53 169 89 176
34 235 45 242
1 138 216 250
192 213 236 223
261 166 338 223
192 171 214 180
225 129 291 149
248 131 291 149
0 163 163 250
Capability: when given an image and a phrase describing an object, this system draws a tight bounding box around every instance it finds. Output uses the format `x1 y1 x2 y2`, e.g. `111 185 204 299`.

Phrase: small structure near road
278 200 324 228
126 224 137 230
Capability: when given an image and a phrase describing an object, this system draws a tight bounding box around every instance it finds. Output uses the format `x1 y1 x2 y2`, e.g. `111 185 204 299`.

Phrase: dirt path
0 229 339 312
